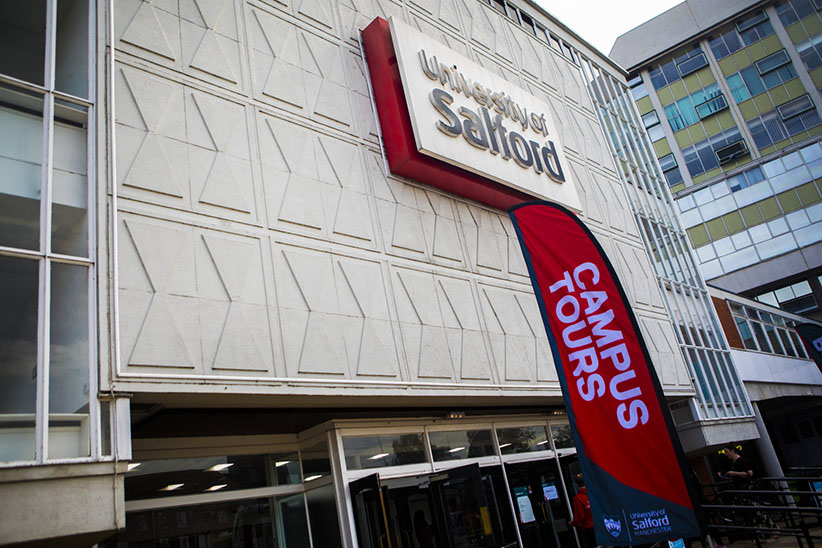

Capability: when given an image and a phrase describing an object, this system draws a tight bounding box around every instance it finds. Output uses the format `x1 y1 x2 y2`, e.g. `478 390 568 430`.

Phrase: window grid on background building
0 0 105 465
576 54 753 421
675 140 822 281
729 300 810 358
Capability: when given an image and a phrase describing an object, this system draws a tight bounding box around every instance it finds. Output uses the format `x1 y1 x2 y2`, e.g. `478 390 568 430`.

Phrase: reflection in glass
428 429 494 461
550 424 574 450
125 455 271 500
306 484 343 548
0 87 43 251
48 262 90 458
55 0 89 98
343 433 426 470
301 437 331 481
496 426 550 455
269 451 301 486
103 495 311 548
0 1 46 86
51 103 88 256
0 256 39 462
100 400 111 457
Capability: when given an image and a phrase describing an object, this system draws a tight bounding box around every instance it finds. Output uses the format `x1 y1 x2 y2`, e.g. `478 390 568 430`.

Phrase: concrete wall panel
110 0 694 398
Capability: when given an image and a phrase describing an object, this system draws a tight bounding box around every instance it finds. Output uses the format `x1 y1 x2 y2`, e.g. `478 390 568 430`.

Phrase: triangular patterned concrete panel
297 0 334 29
265 119 315 177
333 190 372 241
417 325 454 379
337 260 389 320
355 319 399 377
298 314 348 374
397 270 441 326
392 205 427 254
122 70 178 134
460 330 492 380
212 304 267 370
124 219 184 293
282 249 338 314
190 30 237 83
202 233 254 301
124 133 184 197
191 93 238 151
476 210 504 271
264 58 306 109
192 0 229 29
504 335 533 382
121 2 176 60
129 295 194 368
198 153 250 212
278 175 326 230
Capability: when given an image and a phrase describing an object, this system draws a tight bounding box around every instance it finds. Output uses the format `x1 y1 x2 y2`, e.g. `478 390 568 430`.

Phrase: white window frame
0 0 100 466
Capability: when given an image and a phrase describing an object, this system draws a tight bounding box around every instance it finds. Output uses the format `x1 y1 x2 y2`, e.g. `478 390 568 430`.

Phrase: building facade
0 0 765 546
611 0 822 321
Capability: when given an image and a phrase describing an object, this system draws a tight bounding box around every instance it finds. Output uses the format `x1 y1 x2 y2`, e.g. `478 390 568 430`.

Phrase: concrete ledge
677 416 760 457
0 461 125 547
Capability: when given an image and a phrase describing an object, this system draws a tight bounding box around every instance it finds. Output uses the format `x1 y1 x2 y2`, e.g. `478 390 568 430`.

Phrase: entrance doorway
351 464 520 548
504 458 573 548
340 418 580 548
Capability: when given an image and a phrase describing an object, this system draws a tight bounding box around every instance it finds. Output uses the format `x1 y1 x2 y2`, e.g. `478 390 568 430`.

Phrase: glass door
351 473 395 548
504 458 574 548
428 463 497 548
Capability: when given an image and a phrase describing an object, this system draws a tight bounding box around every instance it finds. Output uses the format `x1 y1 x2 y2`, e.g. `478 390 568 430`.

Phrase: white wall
108 0 693 401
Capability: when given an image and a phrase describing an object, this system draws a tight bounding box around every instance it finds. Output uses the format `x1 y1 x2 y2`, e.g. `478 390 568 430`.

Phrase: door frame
331 416 579 548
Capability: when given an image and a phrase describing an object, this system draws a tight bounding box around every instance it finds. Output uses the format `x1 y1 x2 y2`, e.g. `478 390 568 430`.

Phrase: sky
534 0 684 55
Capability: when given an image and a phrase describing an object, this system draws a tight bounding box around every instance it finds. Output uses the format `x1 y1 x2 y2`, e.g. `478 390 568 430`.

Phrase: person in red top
570 473 596 548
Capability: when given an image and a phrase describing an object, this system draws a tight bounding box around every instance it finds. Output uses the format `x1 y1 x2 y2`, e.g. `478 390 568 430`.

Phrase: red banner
509 201 701 544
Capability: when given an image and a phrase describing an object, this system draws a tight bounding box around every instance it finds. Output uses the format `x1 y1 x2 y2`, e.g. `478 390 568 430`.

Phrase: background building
611 0 822 321
610 0 822 487
0 0 803 546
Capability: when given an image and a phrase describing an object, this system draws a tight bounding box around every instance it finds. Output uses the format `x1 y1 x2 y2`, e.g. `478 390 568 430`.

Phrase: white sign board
389 17 581 212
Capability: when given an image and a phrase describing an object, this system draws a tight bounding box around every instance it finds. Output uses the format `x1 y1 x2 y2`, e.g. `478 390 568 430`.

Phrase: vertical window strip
575 49 753 420
0 0 98 464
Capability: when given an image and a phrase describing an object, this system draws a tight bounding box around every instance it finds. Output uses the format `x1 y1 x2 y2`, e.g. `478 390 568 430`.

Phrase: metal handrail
700 480 822 548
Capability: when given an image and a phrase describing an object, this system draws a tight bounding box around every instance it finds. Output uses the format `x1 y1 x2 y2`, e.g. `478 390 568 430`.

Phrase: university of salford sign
362 17 581 212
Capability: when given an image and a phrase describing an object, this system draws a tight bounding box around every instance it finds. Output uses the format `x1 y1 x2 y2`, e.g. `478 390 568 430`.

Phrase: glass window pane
764 324 785 355
428 429 494 461
105 495 311 548
0 85 43 251
778 329 797 357
100 399 111 457
642 111 660 127
741 66 765 96
52 102 88 256
790 331 809 359
301 437 331 481
550 423 574 450
496 425 550 455
0 1 46 86
55 0 89 98
661 60 679 85
342 433 426 470
0 255 39 462
49 262 90 458
734 317 757 350
125 454 272 500
751 321 771 352
306 484 342 548
647 125 665 141
271 451 301 486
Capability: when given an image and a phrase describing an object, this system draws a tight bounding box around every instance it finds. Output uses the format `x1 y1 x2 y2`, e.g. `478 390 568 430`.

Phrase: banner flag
509 201 703 545
795 323 822 374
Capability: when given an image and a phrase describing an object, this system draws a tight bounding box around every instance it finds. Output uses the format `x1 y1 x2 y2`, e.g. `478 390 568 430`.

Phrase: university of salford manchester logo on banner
603 515 622 538
509 201 703 545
